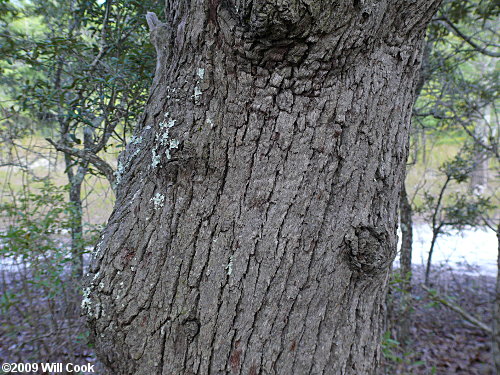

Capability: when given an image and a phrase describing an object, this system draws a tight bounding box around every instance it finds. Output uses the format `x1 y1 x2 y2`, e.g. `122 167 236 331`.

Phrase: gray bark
494 223 500 375
64 152 87 278
85 1 441 374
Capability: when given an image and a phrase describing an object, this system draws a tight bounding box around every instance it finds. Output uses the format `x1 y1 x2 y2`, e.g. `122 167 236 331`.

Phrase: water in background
398 224 497 276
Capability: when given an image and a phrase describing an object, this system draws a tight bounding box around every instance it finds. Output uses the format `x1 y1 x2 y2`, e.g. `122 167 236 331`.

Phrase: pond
398 225 498 277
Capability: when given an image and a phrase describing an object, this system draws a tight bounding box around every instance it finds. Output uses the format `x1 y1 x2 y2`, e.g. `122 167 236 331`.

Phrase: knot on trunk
181 318 200 341
242 0 313 41
344 225 392 276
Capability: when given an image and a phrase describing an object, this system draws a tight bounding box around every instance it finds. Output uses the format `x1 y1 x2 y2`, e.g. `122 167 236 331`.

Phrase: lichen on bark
85 1 442 374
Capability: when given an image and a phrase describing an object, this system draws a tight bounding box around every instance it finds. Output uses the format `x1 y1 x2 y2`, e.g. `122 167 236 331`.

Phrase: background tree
399 0 499 284
0 0 160 276
0 0 162 365
84 1 441 374
391 0 498 366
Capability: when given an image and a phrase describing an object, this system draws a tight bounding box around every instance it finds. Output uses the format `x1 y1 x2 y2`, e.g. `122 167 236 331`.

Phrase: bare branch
46 138 116 191
422 284 492 334
437 16 500 58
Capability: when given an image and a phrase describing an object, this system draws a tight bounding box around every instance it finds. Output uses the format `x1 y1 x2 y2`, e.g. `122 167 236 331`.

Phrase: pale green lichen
197 67 205 80
130 135 143 144
150 114 179 168
115 161 125 185
159 130 170 146
81 287 91 311
193 87 202 103
94 239 103 257
151 149 161 168
131 149 141 158
82 286 101 319
169 139 180 149
150 193 165 210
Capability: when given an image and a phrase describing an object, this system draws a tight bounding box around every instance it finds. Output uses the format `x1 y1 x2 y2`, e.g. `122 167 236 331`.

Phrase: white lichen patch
206 117 214 128
131 190 140 203
151 149 161 168
130 135 143 144
193 87 202 103
225 255 233 276
150 114 180 168
159 130 170 146
169 139 180 149
150 193 165 210
197 67 205 80
81 287 91 311
115 161 125 185
94 240 104 257
82 286 100 319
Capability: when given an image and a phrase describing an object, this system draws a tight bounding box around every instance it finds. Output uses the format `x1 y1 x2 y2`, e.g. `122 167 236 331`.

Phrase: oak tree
85 1 441 374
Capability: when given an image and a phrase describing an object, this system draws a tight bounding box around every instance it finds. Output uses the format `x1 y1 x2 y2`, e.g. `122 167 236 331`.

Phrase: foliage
0 179 98 262
0 0 164 276
416 149 494 231
413 146 495 284
0 178 100 364
413 0 499 158
0 0 162 177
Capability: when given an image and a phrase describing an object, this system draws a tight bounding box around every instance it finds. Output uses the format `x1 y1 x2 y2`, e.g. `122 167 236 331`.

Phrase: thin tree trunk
400 184 413 286
425 175 450 286
398 183 413 343
424 227 440 286
62 141 87 278
470 107 490 194
85 1 442 374
64 154 88 278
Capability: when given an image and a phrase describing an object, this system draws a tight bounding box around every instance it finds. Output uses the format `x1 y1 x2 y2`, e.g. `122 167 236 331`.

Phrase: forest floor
382 265 495 375
0 261 496 374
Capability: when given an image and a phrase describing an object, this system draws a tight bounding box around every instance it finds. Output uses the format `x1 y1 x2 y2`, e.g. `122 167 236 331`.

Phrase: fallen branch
422 284 492 334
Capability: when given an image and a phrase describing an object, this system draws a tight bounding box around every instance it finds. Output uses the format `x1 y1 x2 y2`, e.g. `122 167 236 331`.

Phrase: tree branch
422 284 492 334
437 16 500 58
46 138 116 190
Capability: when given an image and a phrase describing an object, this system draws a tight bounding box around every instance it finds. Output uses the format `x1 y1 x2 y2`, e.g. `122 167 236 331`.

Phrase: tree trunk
399 184 413 286
85 1 441 374
398 182 413 344
470 107 490 194
493 223 500 375
64 153 87 278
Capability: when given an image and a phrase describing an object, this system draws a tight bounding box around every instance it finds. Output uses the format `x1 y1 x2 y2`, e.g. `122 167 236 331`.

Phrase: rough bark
494 223 500 375
85 1 441 374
